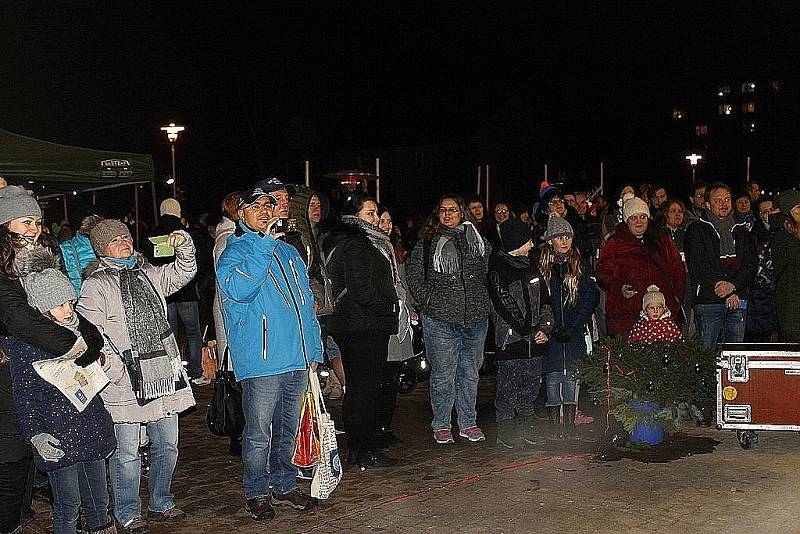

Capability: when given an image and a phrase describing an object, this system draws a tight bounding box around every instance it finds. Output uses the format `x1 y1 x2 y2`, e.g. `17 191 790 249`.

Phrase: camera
275 218 298 233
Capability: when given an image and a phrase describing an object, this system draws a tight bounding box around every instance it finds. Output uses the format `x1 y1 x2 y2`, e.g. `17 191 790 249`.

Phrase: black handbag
206 348 244 437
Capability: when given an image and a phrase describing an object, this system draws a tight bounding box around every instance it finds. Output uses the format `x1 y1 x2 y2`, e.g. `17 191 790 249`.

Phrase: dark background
1 3 799 220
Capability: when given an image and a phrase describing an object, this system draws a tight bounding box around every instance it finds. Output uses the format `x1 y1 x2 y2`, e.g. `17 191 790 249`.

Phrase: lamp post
160 123 185 197
686 153 702 182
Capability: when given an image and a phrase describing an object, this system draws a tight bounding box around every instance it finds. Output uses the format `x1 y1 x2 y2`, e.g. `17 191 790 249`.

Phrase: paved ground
25 377 800 533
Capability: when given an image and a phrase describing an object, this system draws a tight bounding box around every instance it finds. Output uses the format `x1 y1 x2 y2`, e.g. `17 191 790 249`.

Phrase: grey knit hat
90 219 131 256
160 198 181 218
18 248 77 313
543 213 574 241
0 185 42 226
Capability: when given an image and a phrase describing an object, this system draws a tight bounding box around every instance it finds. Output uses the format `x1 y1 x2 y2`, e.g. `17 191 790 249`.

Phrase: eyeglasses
438 207 460 214
548 198 564 206
494 208 509 215
245 202 274 212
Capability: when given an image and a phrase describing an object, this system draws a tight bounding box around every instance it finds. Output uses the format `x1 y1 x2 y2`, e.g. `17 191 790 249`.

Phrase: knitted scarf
112 263 183 403
705 210 736 257
432 221 486 274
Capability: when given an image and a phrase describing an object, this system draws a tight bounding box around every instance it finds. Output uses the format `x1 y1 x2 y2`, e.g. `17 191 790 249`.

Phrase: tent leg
151 182 158 226
62 194 69 223
134 185 140 248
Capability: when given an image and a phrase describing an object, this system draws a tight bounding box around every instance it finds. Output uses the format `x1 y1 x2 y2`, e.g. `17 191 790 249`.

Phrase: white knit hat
160 198 182 218
622 197 650 221
642 285 666 311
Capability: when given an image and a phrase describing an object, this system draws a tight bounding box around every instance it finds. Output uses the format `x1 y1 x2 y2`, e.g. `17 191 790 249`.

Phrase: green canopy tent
0 128 157 243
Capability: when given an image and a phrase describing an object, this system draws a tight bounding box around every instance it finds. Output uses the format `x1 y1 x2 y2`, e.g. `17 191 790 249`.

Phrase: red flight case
716 343 800 449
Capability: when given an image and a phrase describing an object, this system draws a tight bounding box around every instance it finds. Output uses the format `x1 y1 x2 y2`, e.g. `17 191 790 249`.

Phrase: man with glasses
217 180 323 521
684 182 757 348
686 181 708 224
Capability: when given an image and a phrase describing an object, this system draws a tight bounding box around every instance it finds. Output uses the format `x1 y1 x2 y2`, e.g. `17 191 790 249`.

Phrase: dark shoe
119 517 149 534
518 415 538 445
146 507 187 523
228 438 242 458
547 406 563 440
357 450 397 470
88 521 118 533
564 404 579 440
495 419 516 449
270 487 316 511
377 429 403 448
245 496 275 521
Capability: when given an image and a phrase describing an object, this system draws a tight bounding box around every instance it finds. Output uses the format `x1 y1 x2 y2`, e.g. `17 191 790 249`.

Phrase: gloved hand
31 433 64 462
75 316 103 368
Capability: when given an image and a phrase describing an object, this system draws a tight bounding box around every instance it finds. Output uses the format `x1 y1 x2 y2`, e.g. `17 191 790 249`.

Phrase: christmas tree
575 336 718 434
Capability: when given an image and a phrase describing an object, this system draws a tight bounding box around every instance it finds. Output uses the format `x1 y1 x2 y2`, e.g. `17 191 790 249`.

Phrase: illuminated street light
160 123 185 197
686 153 703 182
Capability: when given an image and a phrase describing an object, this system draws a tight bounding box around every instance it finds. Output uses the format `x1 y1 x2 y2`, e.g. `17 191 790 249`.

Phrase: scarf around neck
432 221 486 274
705 210 736 257
112 264 183 402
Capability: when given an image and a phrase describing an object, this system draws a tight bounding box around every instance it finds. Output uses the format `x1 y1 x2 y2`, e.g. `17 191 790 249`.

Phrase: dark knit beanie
499 218 532 252
0 185 42 225
90 219 131 256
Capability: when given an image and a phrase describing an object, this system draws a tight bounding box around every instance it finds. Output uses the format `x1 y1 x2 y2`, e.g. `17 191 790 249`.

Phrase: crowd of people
2 172 800 533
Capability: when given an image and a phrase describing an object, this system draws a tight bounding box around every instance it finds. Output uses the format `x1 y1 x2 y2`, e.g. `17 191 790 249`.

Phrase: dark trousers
0 456 33 534
334 330 389 454
378 361 400 431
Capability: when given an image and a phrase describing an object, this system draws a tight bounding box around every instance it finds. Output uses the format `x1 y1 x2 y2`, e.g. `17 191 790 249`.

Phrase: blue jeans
241 371 306 499
49 459 110 534
694 303 746 349
421 315 488 431
545 371 578 406
110 415 179 526
168 301 204 379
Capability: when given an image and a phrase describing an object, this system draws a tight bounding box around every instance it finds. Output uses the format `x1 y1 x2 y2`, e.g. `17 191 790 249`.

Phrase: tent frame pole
151 182 158 226
133 184 140 248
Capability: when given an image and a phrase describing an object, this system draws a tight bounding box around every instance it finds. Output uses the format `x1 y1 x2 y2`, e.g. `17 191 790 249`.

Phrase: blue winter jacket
59 233 97 294
217 223 323 381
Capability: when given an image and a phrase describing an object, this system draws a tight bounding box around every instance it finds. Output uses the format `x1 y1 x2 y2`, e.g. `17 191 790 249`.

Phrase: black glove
74 315 103 368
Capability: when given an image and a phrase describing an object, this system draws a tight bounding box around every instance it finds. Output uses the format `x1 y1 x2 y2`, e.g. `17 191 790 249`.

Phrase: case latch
729 355 749 382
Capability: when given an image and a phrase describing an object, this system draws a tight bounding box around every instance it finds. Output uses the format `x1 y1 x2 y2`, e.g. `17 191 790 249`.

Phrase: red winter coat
596 223 686 337
627 316 682 343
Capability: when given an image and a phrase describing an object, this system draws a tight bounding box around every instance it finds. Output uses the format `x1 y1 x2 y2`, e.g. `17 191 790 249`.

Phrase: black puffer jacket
487 252 554 359
406 225 491 326
323 221 398 335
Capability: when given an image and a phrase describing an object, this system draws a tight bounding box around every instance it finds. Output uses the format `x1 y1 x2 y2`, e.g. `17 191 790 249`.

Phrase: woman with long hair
540 214 599 439
324 195 399 469
406 194 490 444
596 197 686 337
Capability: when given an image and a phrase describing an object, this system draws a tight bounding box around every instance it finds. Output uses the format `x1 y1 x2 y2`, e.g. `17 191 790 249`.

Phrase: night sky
2 3 798 217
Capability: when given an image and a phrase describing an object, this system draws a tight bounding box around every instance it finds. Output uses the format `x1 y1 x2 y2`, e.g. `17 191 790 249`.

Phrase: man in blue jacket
217 179 323 521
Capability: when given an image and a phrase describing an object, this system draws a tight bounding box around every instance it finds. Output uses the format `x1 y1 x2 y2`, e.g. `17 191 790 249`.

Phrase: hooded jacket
216 222 323 381
76 232 197 423
771 228 800 341
212 217 236 360
596 222 686 337
487 252 554 359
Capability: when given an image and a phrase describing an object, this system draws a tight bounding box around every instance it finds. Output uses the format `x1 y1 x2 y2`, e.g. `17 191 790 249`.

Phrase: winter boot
517 416 538 445
547 406 563 440
495 419 516 449
564 404 579 440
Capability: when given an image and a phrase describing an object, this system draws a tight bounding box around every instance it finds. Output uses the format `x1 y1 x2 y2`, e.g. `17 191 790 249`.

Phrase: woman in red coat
596 197 686 337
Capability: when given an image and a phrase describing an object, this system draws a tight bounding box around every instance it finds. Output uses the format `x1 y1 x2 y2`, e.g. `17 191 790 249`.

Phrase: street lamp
160 123 185 197
686 153 703 182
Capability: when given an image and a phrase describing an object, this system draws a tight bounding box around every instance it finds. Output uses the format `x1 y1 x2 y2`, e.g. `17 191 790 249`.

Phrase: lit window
718 104 732 116
742 82 756 93
742 101 756 113
695 125 708 136
672 108 685 119
746 122 756 133
718 85 731 96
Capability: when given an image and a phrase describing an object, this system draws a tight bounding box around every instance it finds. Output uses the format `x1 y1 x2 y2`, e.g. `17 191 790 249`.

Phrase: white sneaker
191 377 211 386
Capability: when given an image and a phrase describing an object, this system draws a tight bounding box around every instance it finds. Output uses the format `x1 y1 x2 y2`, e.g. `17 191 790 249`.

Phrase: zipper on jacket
235 267 254 280
269 272 291 308
275 256 310 365
288 259 307 306
262 315 268 360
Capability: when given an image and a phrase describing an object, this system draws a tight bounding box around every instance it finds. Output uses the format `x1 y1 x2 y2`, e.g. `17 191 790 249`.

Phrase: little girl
5 249 116 534
627 285 682 343
540 214 599 440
